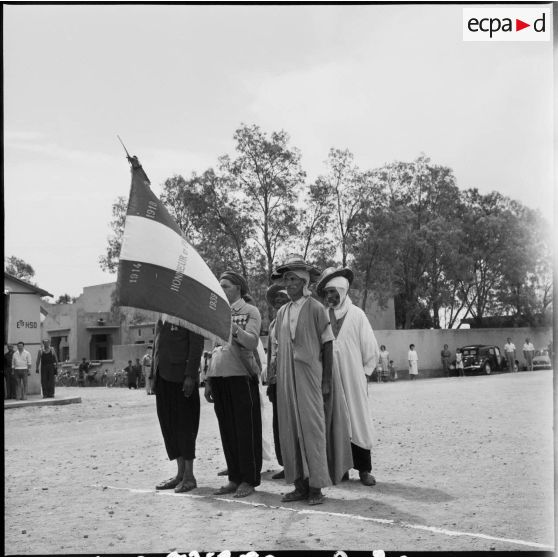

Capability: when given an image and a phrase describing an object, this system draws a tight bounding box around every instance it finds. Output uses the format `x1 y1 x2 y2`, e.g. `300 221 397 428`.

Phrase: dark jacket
152 319 204 384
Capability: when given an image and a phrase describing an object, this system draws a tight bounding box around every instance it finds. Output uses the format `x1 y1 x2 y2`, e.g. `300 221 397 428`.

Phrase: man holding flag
152 315 205 493
116 151 232 493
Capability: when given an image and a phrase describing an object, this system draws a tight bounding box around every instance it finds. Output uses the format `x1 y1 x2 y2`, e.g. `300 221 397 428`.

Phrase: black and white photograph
3 3 555 556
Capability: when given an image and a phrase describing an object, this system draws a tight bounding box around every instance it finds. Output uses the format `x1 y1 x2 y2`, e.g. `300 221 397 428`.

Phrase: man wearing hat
265 282 290 480
273 255 335 505
205 270 263 498
317 266 380 486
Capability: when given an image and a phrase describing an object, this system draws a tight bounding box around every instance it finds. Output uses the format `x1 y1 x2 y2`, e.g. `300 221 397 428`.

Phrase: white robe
332 304 379 450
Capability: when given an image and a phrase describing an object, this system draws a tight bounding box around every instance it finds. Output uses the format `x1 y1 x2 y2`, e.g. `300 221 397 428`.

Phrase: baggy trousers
155 375 200 460
211 376 262 487
351 442 372 473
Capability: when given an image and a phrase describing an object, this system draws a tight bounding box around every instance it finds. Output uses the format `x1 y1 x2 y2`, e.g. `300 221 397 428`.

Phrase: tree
317 149 373 267
222 124 304 281
55 294 77 304
5 256 35 283
99 196 128 274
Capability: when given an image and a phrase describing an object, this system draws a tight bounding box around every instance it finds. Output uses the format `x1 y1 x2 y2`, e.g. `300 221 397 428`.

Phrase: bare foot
156 477 181 490
234 482 255 498
213 481 238 495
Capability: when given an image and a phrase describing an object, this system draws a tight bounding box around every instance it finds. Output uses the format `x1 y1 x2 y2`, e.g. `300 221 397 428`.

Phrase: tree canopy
100 125 552 329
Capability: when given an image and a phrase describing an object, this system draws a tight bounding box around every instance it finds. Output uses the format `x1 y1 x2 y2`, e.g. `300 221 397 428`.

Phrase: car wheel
484 362 492 375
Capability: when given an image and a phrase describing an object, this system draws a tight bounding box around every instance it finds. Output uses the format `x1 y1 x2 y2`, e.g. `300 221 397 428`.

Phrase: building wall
373 326 553 377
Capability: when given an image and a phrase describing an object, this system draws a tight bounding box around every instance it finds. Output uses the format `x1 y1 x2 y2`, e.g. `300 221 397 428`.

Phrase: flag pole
117 135 134 163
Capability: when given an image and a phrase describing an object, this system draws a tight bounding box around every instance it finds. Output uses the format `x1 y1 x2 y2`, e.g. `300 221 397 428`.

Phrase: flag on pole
117 155 231 344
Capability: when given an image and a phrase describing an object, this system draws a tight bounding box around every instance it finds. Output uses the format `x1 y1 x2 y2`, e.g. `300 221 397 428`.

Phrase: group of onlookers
4 340 58 400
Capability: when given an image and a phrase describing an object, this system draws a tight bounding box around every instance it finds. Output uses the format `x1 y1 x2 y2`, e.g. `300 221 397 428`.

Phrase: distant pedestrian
4 344 16 399
125 360 138 389
36 339 58 398
408 344 419 380
378 345 390 383
441 344 451 376
522 338 535 371
455 348 464 377
388 360 397 381
78 358 89 387
142 348 153 394
12 342 32 400
504 338 516 373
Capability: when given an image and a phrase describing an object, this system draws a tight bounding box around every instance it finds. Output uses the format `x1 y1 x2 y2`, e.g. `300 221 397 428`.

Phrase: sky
3 4 554 300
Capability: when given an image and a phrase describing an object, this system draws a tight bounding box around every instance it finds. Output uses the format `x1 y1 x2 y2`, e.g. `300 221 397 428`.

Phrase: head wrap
220 271 249 297
285 270 312 297
324 276 352 319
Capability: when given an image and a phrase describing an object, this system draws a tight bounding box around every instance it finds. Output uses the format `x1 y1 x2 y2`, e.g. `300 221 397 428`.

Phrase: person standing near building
455 348 464 377
378 345 390 383
36 339 58 398
522 338 535 371
153 315 205 493
124 360 137 389
274 256 334 505
408 344 419 380
78 358 89 387
12 342 32 400
142 348 153 394
4 344 16 399
504 338 516 373
265 283 290 480
204 271 263 499
317 267 379 487
441 344 451 377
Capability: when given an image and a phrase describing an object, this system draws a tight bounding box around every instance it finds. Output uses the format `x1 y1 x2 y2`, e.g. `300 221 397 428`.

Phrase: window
138 329 142 337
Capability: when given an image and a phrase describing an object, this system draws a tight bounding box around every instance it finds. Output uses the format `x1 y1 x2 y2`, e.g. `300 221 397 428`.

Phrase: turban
325 276 352 319
284 270 312 297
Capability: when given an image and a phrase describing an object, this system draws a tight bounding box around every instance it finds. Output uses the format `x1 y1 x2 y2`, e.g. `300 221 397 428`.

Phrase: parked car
450 345 504 375
532 349 552 370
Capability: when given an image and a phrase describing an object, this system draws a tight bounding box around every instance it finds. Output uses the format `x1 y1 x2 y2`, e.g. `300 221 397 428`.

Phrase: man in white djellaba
316 267 380 487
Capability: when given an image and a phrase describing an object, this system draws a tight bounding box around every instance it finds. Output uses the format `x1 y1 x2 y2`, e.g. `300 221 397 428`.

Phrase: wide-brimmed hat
266 283 288 305
274 254 321 282
316 267 354 298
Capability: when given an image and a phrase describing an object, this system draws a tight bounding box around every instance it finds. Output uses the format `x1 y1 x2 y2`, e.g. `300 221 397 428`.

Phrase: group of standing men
4 340 58 400
150 255 380 505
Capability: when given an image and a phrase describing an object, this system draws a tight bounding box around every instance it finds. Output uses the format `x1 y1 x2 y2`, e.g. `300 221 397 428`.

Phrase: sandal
308 489 325 506
281 489 308 503
174 478 197 493
234 482 255 498
214 482 238 495
156 477 180 490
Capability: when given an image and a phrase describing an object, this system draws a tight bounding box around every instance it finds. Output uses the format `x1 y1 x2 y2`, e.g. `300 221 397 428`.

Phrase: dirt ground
4 369 555 556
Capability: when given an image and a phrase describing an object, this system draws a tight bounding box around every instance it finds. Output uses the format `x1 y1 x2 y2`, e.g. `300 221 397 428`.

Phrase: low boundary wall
373 326 553 378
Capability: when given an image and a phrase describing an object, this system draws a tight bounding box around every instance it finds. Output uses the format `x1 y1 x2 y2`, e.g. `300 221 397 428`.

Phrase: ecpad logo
463 8 551 41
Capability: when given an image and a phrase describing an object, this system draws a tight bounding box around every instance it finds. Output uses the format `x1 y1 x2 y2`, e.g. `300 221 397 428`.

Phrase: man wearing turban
317 267 380 487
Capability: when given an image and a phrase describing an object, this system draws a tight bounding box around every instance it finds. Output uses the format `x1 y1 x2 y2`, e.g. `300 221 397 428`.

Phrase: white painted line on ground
92 484 554 551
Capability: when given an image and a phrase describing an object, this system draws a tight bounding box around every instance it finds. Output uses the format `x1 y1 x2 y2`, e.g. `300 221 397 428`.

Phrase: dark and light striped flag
117 156 231 344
